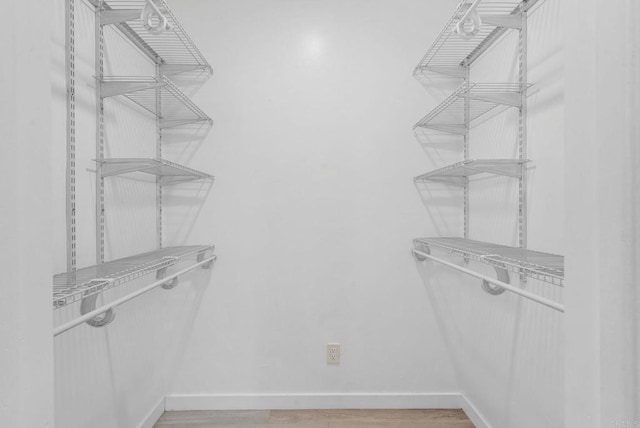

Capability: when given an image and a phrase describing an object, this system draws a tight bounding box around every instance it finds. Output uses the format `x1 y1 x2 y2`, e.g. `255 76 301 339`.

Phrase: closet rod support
481 263 509 295
156 266 179 289
198 251 214 269
80 289 116 327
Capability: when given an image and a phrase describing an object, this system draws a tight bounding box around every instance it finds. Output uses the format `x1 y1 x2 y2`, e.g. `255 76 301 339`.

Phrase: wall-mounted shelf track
101 76 212 128
413 0 530 79
90 0 212 77
97 158 214 184
414 237 564 286
414 83 530 134
53 245 214 310
414 159 529 186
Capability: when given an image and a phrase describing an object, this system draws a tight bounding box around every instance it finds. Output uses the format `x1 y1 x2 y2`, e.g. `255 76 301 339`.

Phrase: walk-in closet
1 0 639 427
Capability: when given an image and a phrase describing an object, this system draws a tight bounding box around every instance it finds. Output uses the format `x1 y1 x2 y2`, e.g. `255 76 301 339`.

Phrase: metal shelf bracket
481 14 522 29
161 118 213 129
101 80 161 98
462 91 522 107
160 64 213 76
421 124 467 135
100 9 140 25
418 66 467 79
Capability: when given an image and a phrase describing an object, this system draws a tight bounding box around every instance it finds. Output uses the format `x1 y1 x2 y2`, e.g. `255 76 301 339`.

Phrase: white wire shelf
414 82 529 134
91 0 212 77
414 237 564 286
53 245 214 309
414 159 528 186
413 0 525 79
101 76 212 128
97 158 214 185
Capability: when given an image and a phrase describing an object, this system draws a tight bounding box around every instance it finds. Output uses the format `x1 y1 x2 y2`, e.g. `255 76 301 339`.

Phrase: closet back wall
163 0 461 407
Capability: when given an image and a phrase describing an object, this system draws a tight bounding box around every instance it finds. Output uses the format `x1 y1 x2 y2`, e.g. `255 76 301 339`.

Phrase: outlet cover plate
327 343 340 365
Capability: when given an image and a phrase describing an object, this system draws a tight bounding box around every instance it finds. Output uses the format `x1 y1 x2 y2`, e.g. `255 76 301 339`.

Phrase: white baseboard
460 394 491 428
165 392 463 411
138 396 165 428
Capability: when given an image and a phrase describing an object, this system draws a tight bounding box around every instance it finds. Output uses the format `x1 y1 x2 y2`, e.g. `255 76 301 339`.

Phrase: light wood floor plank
268 409 470 423
153 409 474 427
156 410 270 424
155 424 329 428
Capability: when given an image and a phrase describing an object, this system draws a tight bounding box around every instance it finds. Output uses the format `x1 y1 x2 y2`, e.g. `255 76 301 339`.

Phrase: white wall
565 0 640 427
0 2 54 427
413 1 565 427
164 0 461 405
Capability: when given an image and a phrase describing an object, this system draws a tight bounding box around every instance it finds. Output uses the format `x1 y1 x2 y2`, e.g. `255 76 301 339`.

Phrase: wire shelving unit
414 238 564 286
101 76 212 128
90 0 212 77
411 0 565 307
414 159 529 186
53 245 214 309
57 0 217 334
413 83 529 134
98 158 214 184
414 0 529 79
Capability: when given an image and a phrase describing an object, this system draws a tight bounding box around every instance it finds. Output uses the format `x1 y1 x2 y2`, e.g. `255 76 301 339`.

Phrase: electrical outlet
327 343 340 364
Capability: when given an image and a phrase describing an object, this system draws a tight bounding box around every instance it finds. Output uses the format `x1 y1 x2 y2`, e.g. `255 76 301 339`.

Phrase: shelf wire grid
414 237 564 286
414 82 529 133
53 245 214 309
414 159 529 186
101 76 212 128
93 0 212 76
414 0 523 78
97 157 215 184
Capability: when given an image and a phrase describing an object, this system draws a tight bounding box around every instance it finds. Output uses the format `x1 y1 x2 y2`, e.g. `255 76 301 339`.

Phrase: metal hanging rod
412 249 564 312
54 254 216 337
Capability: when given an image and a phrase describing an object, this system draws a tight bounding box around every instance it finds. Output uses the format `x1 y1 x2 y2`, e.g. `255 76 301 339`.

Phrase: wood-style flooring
154 409 475 428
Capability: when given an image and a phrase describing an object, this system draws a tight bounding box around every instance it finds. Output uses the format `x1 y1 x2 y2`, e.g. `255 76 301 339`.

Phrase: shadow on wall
53 264 214 428
413 70 462 97
163 123 212 146
413 256 563 428
162 179 215 246
168 70 213 97
413 128 464 156
414 181 463 238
